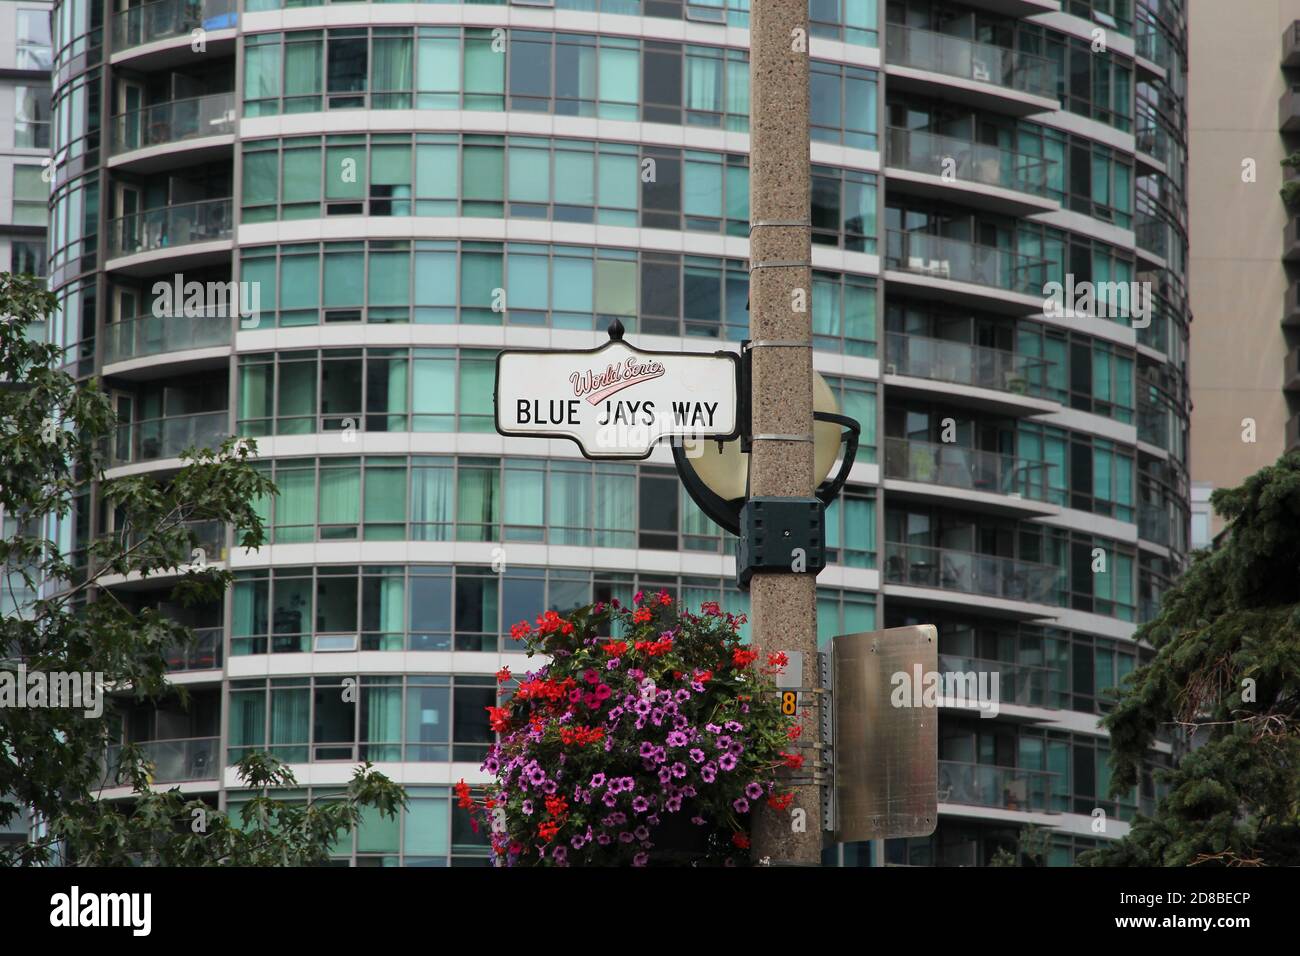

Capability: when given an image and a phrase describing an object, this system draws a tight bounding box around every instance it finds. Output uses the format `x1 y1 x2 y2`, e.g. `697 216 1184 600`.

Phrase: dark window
642 43 682 124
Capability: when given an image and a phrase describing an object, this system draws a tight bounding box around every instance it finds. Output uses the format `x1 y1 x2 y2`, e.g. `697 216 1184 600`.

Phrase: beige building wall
1188 0 1298 528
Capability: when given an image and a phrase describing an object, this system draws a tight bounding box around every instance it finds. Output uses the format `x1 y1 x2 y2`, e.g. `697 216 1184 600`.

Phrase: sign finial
607 318 625 342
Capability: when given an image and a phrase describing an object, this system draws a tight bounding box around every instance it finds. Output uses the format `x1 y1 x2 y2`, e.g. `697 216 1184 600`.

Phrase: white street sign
495 338 739 459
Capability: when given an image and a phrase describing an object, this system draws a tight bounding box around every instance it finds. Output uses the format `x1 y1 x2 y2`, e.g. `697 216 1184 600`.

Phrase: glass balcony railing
164 626 224 671
884 332 1054 398
104 311 233 365
112 0 236 52
885 127 1055 197
104 736 219 785
1138 502 1171 547
937 759 1057 813
885 22 1056 99
111 92 237 155
936 653 1062 709
885 230 1046 296
884 541 1061 604
108 198 233 258
884 437 1057 501
112 410 230 465
1136 215 1169 259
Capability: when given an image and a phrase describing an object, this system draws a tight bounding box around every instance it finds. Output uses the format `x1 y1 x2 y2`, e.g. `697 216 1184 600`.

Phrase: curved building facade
46 0 1187 865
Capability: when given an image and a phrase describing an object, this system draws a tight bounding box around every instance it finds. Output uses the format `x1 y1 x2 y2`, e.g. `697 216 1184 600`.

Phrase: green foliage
1080 452 1300 867
0 272 404 865
989 824 1051 867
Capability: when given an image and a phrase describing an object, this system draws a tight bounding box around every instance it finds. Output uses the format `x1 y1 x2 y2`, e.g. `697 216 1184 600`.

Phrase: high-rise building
1 0 52 279
1188 0 1298 541
42 0 1187 866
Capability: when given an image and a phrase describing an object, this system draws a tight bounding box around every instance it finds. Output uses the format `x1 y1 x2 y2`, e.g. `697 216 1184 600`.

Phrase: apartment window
17 9 53 71
12 166 48 227
14 86 51 150
11 240 46 277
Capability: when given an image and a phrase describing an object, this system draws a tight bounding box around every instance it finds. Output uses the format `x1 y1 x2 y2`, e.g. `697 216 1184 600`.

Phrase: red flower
780 752 804 770
544 795 569 819
700 601 722 616
766 651 789 669
602 640 629 656
656 589 672 606
486 705 512 732
696 669 713 684
768 792 794 812
509 621 531 641
538 821 560 843
454 779 474 810
495 666 512 684
583 668 600 685
632 607 653 624
731 832 750 849
786 724 803 740
733 648 759 668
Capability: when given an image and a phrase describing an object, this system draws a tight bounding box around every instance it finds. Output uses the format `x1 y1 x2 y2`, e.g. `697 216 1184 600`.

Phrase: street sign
494 331 740 460
831 625 938 843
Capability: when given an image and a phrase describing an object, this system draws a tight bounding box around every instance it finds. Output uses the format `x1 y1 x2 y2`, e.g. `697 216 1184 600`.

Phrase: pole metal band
749 339 811 348
752 433 815 442
749 260 811 271
749 219 812 231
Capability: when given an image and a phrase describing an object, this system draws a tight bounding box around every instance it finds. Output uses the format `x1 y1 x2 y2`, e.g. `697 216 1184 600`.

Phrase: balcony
1281 85 1300 133
106 198 233 274
164 626 223 672
1284 21 1300 68
103 310 233 376
884 437 1060 517
1289 412 1300 453
112 0 237 67
1136 215 1169 263
104 736 219 786
111 410 230 466
1286 216 1300 262
1134 125 1169 170
884 230 1048 314
937 760 1057 813
883 541 1061 612
883 332 1058 415
884 127 1058 215
1134 29 1170 78
1138 502 1171 548
959 0 1060 15
109 93 237 172
936 653 1062 710
885 22 1057 116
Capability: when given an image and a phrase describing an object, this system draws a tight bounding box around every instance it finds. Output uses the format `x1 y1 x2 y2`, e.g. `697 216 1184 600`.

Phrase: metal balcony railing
164 626 223 671
937 759 1058 813
104 310 232 365
886 22 1056 98
108 198 232 258
936 653 1062 709
884 437 1057 502
883 541 1061 604
112 0 236 52
884 332 1054 398
104 735 219 784
112 410 230 465
885 126 1055 197
111 92 237 155
885 230 1047 296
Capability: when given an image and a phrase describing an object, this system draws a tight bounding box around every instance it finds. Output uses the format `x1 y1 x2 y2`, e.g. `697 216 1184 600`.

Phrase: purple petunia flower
719 753 738 771
552 846 568 864
675 689 691 703
725 720 744 732
691 681 705 693
716 735 733 750
619 831 635 844
745 782 763 800
691 816 707 826
597 833 612 845
634 826 650 841
590 773 607 789
632 796 650 813
671 762 687 778
634 699 652 716
733 798 750 813
705 723 722 734
483 756 500 774
640 741 657 759
607 659 620 670
632 852 649 867
729 742 744 757
602 791 618 808
658 767 673 785
673 714 689 731
522 800 534 815
701 763 717 783
646 814 661 827
666 730 688 747
689 748 706 763
543 780 558 795
665 796 683 812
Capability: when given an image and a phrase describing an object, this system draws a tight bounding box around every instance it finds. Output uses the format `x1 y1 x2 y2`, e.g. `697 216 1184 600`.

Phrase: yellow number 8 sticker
781 691 797 716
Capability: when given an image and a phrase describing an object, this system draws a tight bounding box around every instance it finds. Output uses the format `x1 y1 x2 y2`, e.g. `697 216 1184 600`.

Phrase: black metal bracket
737 496 826 589
672 405 862 537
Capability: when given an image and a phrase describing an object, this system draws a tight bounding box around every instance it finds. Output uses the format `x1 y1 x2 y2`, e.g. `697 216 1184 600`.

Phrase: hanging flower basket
458 593 802 866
